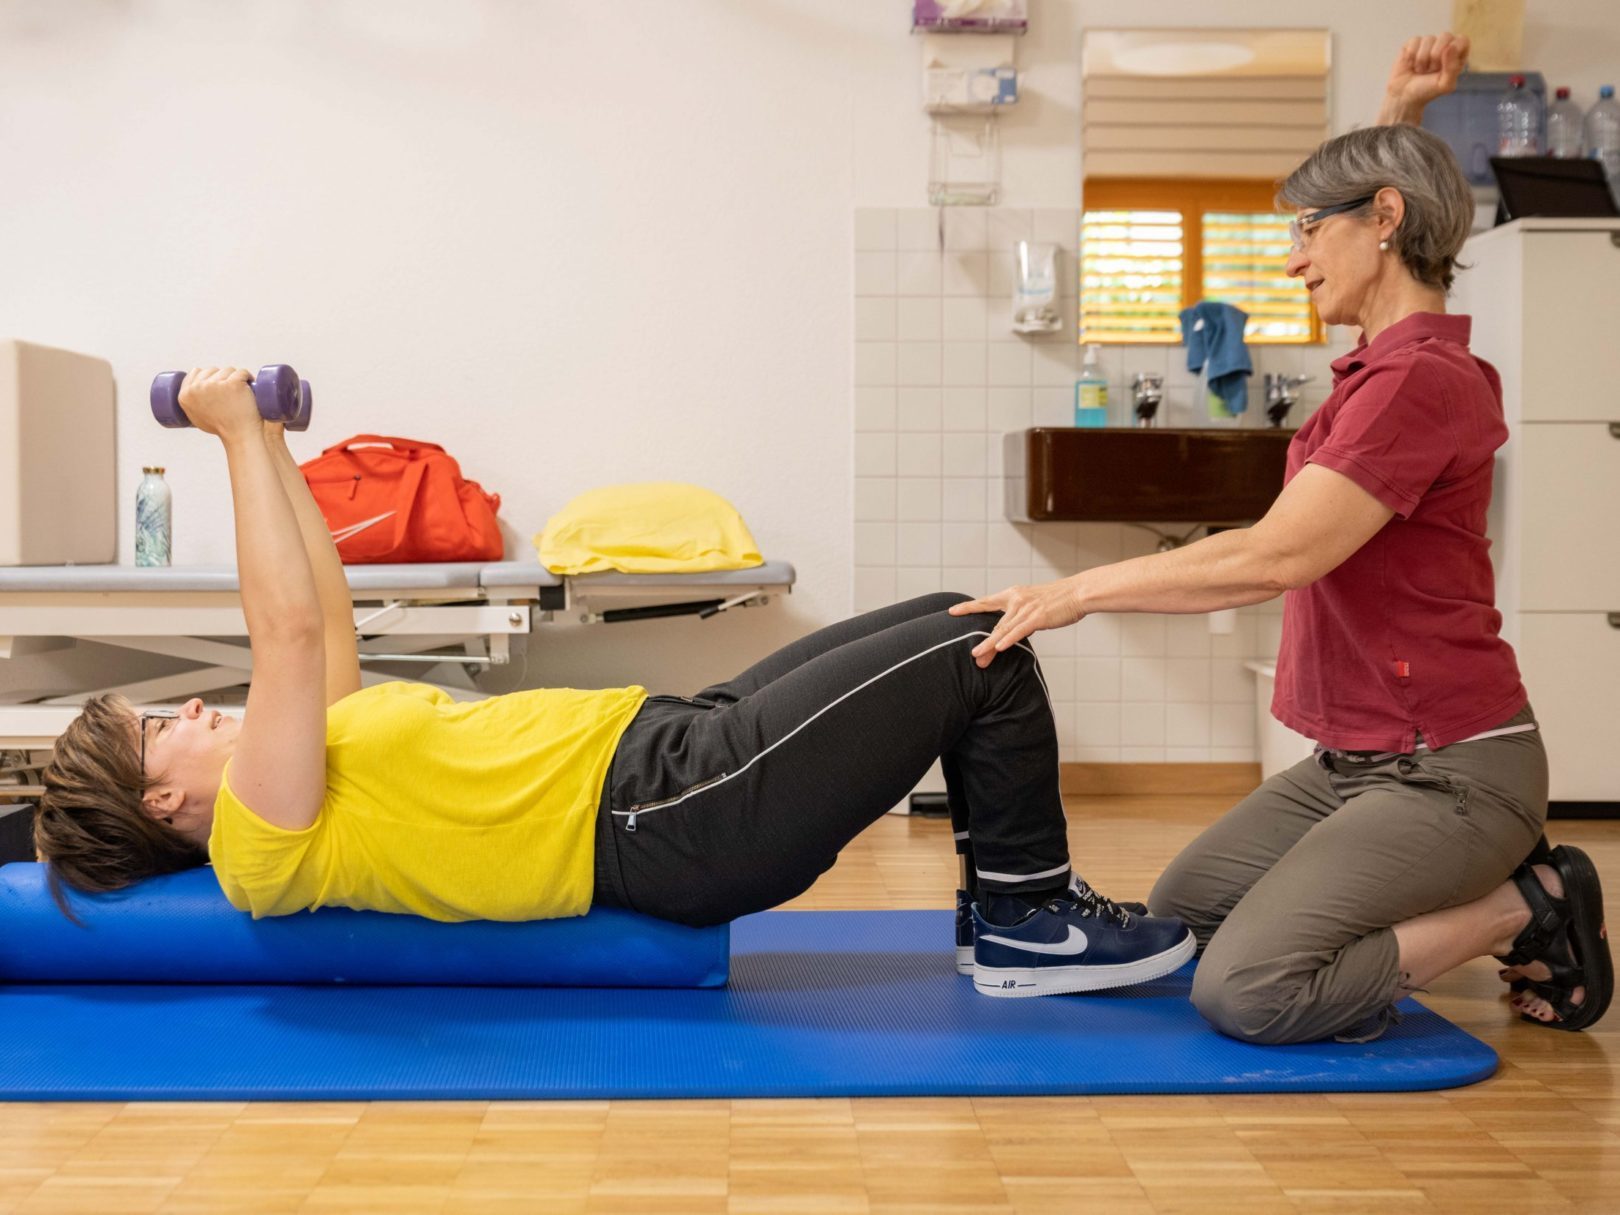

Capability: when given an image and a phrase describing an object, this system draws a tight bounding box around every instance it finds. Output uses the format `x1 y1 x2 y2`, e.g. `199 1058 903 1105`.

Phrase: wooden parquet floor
1 795 1614 1214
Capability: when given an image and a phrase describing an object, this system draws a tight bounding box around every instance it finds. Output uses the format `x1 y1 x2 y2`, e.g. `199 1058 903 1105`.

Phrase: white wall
0 0 858 694
2 0 1616 707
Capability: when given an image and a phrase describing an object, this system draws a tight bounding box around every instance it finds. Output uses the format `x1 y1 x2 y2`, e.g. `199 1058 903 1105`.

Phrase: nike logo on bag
979 926 1089 956
330 511 396 544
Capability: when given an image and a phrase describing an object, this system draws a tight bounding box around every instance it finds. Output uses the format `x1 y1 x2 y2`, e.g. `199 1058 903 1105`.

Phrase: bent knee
1146 866 1223 947
906 591 982 622
1146 870 1191 921
937 595 1005 640
1189 964 1259 1039
1189 961 1297 1044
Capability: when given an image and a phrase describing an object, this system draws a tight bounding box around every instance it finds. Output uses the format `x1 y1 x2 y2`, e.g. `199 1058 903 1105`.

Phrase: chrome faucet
1263 373 1313 427
1131 372 1164 427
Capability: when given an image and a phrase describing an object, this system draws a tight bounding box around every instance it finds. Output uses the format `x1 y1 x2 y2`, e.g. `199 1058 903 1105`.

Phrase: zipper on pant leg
617 771 730 832
1396 757 1472 817
617 695 726 831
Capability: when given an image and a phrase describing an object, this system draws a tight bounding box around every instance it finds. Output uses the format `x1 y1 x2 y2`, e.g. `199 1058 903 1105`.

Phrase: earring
1379 240 1389 251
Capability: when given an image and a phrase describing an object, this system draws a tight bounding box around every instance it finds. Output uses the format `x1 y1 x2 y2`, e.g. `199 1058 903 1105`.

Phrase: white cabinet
1516 614 1620 801
1453 218 1620 803
1516 425 1620 610
1521 232 1620 421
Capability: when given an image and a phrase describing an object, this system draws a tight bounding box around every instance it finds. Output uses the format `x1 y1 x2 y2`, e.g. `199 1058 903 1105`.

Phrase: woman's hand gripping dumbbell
150 364 312 431
149 366 308 440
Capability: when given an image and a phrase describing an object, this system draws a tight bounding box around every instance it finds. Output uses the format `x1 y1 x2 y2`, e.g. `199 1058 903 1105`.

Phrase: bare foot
1497 863 1587 1024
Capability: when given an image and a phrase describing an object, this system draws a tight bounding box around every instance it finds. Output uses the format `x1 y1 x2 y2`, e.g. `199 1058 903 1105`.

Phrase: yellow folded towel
536 482 764 575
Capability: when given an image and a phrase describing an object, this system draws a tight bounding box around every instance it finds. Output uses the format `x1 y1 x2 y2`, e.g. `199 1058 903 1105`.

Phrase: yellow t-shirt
207 681 647 922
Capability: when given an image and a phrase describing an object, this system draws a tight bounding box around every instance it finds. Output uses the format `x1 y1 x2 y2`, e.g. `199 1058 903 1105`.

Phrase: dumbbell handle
150 365 311 432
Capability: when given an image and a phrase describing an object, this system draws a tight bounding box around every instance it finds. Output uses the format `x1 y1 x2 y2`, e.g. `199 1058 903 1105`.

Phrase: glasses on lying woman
138 709 179 780
1289 195 1378 253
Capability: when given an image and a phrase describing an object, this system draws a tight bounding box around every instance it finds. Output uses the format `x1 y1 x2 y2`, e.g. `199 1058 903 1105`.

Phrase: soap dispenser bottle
1074 344 1109 428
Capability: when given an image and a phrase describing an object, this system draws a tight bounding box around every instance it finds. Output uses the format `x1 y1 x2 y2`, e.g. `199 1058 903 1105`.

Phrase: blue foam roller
0 864 728 988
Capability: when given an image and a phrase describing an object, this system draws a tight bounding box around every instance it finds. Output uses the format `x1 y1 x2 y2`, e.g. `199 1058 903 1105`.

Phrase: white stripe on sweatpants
974 860 1072 885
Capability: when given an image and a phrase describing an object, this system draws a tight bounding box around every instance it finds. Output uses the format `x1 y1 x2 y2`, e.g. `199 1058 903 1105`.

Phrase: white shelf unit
1452 217 1620 805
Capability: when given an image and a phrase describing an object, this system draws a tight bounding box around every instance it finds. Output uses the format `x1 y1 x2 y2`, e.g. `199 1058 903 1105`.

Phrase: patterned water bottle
134 466 172 567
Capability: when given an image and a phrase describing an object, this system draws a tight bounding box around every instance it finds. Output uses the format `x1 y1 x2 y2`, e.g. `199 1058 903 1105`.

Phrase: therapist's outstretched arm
950 464 1395 666
1377 33 1468 125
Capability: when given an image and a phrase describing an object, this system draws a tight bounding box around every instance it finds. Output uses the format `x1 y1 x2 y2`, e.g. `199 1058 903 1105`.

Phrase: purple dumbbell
150 364 311 431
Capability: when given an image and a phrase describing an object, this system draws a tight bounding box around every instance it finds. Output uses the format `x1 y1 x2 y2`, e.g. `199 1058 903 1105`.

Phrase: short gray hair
1278 124 1475 292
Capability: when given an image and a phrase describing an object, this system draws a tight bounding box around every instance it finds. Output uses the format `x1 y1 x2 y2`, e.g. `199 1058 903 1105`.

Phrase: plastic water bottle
135 466 172 567
1547 87 1585 158
1585 85 1620 201
1497 74 1542 156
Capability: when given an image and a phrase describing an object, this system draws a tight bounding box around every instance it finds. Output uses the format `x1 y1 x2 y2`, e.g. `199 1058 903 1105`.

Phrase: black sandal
1497 834 1555 995
1494 844 1612 1031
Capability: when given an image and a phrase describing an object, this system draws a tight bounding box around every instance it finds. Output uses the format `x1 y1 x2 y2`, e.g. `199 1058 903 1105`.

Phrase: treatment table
0 559 796 752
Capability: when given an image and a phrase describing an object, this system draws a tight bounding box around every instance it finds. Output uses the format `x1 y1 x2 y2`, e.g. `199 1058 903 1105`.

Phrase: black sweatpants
591 593 1072 927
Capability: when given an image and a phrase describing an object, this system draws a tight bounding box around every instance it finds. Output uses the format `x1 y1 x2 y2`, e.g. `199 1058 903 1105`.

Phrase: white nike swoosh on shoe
978 926 1089 956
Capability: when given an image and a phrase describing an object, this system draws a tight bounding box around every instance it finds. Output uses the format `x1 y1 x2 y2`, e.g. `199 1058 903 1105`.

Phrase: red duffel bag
300 435 503 564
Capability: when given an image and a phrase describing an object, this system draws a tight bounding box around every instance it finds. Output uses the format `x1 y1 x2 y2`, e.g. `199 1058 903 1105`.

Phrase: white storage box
0 339 116 566
1245 661 1316 781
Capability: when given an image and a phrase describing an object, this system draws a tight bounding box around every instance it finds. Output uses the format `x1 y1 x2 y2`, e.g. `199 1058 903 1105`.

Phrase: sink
1005 427 1295 524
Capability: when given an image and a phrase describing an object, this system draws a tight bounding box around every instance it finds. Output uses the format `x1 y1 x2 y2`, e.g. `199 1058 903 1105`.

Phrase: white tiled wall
853 206 1354 764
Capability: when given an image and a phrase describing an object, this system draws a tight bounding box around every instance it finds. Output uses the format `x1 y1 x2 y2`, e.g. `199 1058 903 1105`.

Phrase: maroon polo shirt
1271 311 1527 752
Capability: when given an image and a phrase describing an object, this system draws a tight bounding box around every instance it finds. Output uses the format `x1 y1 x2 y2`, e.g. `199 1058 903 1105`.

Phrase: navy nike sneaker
971 880 1194 998
956 879 1148 975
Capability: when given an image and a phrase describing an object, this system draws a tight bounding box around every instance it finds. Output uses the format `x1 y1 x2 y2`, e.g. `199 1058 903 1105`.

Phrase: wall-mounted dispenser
922 33 1018 112
1012 241 1060 333
911 0 1028 35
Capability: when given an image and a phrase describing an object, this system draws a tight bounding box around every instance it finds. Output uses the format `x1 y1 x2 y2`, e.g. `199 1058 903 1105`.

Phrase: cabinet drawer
1517 422 1620 610
1517 612 1620 801
1523 232 1620 422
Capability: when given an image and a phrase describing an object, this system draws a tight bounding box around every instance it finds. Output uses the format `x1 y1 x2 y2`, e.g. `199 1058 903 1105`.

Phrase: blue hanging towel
1179 301 1252 415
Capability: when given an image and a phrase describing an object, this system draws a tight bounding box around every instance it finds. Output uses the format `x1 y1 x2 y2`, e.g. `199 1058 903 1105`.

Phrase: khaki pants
1148 704 1547 1044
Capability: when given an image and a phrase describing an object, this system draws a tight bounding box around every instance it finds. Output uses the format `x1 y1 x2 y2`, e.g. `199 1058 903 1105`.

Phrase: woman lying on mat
34 366 1193 1000
950 33 1611 1041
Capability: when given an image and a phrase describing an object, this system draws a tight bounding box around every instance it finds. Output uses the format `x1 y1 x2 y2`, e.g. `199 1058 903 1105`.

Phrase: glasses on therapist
1288 195 1377 252
138 709 179 779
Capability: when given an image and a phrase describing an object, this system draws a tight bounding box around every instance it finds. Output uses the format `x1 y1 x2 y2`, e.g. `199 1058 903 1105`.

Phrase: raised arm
949 465 1395 665
264 421 362 706
176 367 327 829
1378 33 1469 125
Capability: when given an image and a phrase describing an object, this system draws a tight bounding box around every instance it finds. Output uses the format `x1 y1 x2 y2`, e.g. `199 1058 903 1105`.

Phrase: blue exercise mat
0 911 1495 1101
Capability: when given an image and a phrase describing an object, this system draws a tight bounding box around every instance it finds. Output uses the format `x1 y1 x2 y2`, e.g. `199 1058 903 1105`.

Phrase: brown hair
1278 124 1475 292
33 694 208 915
